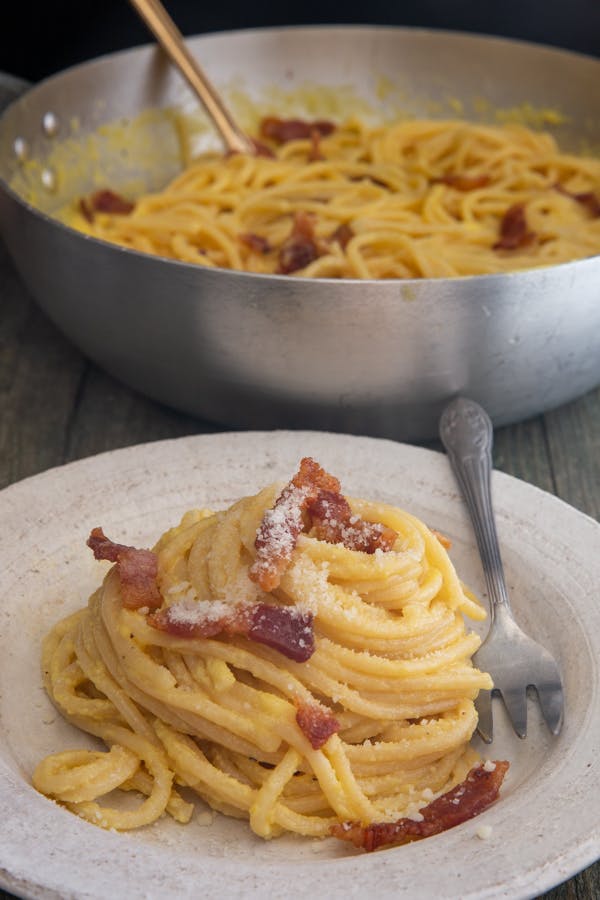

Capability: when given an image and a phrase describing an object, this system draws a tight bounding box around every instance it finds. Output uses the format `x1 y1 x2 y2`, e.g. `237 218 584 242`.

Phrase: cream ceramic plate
0 431 598 900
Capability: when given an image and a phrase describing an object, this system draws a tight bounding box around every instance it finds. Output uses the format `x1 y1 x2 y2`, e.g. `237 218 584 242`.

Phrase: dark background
2 0 600 83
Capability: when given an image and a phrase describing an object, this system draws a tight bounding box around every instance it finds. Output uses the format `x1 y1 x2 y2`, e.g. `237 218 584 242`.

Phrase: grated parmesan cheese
196 810 214 827
166 598 236 627
405 810 425 822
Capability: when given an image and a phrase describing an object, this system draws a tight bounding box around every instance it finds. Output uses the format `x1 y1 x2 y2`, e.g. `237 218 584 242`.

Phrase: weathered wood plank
493 415 556 496
541 861 599 899
427 412 555 495
64 363 215 463
544 386 600 521
0 243 217 491
0 247 85 490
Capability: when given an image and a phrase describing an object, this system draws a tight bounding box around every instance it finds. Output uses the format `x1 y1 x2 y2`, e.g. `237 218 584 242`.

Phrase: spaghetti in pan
74 117 600 279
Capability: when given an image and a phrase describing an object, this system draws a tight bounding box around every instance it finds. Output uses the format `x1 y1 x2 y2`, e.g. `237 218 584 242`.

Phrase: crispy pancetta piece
239 232 272 254
79 189 135 223
247 604 314 662
331 760 509 851
148 600 315 662
277 211 323 274
249 457 340 591
87 527 162 610
434 173 491 191
571 191 600 217
147 599 248 638
430 528 452 550
307 490 397 554
307 129 325 162
250 458 398 589
555 183 600 218
251 138 276 159
78 197 94 223
295 702 340 749
259 117 336 144
330 222 354 250
493 203 536 250
89 189 135 215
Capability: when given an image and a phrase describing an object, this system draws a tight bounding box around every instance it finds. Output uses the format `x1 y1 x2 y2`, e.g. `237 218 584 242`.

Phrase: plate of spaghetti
0 430 598 899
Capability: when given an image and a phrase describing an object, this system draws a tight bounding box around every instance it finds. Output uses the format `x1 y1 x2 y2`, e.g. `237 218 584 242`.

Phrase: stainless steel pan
0 26 599 440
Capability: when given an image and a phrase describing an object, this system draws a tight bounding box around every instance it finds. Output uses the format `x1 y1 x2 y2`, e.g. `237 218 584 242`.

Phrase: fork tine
501 687 528 739
475 690 493 744
535 682 564 736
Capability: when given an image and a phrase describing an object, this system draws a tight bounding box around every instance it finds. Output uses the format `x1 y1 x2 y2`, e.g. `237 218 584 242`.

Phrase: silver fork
439 396 564 743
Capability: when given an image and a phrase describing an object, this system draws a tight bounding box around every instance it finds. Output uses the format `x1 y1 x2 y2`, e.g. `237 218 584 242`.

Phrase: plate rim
0 429 598 900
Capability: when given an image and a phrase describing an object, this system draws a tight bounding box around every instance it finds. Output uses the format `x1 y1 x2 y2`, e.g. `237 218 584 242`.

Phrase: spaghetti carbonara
33 457 507 849
73 116 600 279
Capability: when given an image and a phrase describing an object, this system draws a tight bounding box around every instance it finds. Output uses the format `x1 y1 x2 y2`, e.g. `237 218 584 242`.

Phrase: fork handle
439 397 511 619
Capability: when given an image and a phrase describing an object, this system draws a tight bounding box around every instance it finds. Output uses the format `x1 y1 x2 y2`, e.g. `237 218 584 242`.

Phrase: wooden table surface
1 80 599 900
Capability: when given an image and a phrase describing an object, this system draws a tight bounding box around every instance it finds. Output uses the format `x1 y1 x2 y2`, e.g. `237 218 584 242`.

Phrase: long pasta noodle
73 117 600 278
34 459 500 844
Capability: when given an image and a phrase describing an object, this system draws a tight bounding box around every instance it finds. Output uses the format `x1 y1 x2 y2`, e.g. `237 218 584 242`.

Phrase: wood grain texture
0 244 597 899
545 390 600 522
64 363 211 463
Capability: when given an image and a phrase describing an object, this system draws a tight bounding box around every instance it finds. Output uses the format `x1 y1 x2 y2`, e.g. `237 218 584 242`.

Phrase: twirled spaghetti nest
34 458 506 848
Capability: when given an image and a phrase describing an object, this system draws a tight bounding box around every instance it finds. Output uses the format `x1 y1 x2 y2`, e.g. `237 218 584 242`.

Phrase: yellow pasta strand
71 118 600 278
34 467 493 838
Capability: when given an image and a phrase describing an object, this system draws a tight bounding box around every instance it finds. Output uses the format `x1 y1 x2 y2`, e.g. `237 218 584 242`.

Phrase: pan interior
1 26 599 218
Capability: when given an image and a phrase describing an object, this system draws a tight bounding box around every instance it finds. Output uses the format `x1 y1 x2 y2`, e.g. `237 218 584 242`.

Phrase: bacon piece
433 173 491 191
149 607 225 637
308 129 324 162
430 528 452 550
87 527 128 563
307 490 397 554
148 600 315 662
493 204 536 250
88 189 135 215
555 183 600 218
249 457 340 591
87 527 162 610
248 604 315 662
331 760 509 851
251 138 276 159
330 222 354 250
249 457 396 589
239 233 272 254
79 197 94 223
277 211 322 274
295 702 339 749
259 117 336 144
572 192 600 217
292 458 341 495
148 600 249 638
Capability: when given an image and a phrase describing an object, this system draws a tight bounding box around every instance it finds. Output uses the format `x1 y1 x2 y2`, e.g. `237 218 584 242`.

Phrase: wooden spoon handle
128 0 254 155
